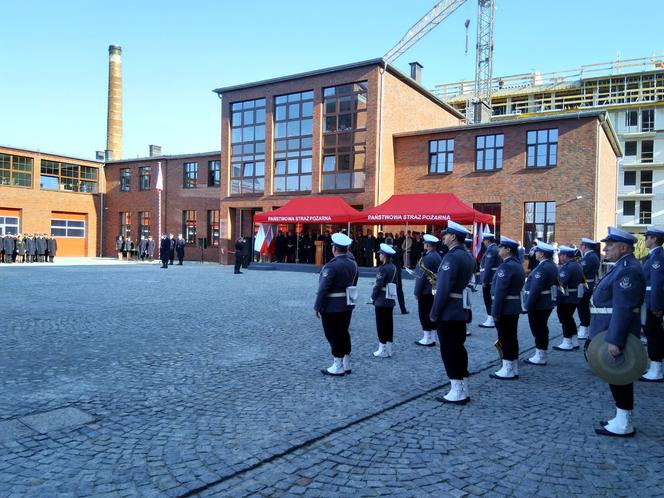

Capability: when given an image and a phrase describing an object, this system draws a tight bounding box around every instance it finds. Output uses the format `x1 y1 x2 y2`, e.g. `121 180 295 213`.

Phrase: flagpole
157 161 163 238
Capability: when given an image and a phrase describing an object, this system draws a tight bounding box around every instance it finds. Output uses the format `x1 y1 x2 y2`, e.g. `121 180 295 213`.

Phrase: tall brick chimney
106 45 123 161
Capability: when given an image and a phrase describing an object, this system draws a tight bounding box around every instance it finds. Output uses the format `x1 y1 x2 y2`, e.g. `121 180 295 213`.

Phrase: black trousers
644 309 664 362
609 383 634 410
557 303 578 338
234 256 242 273
528 308 553 350
375 306 394 343
482 284 492 315
437 320 468 380
495 314 519 361
396 269 407 314
321 310 352 358
417 294 436 331
577 292 592 327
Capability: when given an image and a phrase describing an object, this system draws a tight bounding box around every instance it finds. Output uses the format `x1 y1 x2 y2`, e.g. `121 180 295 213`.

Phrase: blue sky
1 0 661 160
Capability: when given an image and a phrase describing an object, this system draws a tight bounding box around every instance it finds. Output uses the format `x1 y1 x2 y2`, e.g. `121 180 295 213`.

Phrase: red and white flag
155 161 164 192
254 224 276 254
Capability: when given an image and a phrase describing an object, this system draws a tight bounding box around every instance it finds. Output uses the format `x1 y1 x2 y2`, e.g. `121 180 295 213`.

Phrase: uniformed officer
479 232 501 328
523 241 559 366
372 243 398 358
430 221 475 404
159 234 170 269
464 238 477 332
589 227 645 437
414 234 443 347
314 233 359 376
553 245 585 351
489 236 526 380
577 237 601 339
640 226 664 382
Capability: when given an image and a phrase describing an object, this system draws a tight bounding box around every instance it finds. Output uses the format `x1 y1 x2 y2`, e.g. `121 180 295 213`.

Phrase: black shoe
489 373 519 380
523 358 547 366
435 395 469 405
638 376 664 383
594 426 636 438
177 263 183 265
401 310 410 315
320 369 345 377
414 340 436 347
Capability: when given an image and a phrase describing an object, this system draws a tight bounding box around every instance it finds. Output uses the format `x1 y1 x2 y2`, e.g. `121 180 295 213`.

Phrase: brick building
0 145 102 257
392 112 621 245
102 151 222 261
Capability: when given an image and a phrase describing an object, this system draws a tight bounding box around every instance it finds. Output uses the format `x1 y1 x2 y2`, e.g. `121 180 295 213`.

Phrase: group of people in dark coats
157 233 186 268
115 235 158 261
0 234 57 263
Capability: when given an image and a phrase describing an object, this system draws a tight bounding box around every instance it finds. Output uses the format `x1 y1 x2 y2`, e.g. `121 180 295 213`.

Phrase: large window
322 82 367 191
625 110 638 128
624 171 636 186
642 109 655 132
624 141 637 156
623 200 635 216
429 139 454 174
207 209 220 247
51 219 85 238
230 98 266 194
524 201 556 246
640 170 653 194
139 166 152 191
119 212 131 239
0 153 33 187
139 211 151 239
182 210 197 244
641 140 654 163
0 216 20 235
274 91 313 193
183 162 198 189
526 129 558 168
40 161 98 193
120 168 131 192
640 200 652 224
475 134 504 171
208 160 220 187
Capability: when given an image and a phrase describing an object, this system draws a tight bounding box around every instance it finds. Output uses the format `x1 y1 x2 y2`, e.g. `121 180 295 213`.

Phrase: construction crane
383 0 495 123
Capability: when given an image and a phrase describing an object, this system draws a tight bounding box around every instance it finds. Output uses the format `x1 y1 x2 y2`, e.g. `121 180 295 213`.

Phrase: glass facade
524 201 556 246
183 162 198 189
208 160 220 187
230 98 266 194
475 134 504 171
139 166 152 191
322 82 367 190
40 160 98 193
119 168 131 192
428 139 455 174
0 153 33 187
274 91 313 193
526 129 558 168
182 210 197 244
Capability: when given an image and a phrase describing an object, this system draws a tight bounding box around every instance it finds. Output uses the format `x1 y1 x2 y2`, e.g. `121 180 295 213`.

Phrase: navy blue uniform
315 253 359 358
430 245 475 380
577 250 601 327
176 239 186 264
480 243 501 315
557 260 585 339
643 246 664 362
372 262 397 344
524 258 558 351
414 250 442 332
491 256 526 361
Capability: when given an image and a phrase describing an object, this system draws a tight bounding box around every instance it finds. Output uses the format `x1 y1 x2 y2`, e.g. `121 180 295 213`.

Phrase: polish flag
254 224 276 254
155 161 164 191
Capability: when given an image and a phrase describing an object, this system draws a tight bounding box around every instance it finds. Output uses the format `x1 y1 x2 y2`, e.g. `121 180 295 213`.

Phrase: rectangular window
139 166 152 191
208 160 220 187
640 170 653 194
183 162 198 189
0 153 33 187
119 212 131 239
51 219 85 238
623 171 636 186
230 98 266 194
207 209 220 247
321 82 367 191
139 211 151 239
526 129 558 168
625 110 638 127
274 90 314 193
641 140 654 163
623 200 635 216
39 160 98 193
523 201 556 245
120 168 131 192
182 210 197 244
475 134 504 171
640 200 652 224
429 139 455 174
0 216 20 235
642 109 655 132
624 141 637 156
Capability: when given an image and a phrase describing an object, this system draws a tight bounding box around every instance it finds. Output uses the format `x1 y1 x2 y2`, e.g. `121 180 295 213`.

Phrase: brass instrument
417 256 438 295
494 339 504 360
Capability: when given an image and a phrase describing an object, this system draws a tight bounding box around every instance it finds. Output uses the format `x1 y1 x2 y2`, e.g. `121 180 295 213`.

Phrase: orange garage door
51 212 87 257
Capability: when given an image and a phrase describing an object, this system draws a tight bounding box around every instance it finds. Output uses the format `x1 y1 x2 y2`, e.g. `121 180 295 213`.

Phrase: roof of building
0 144 103 164
212 58 464 119
107 151 221 165
393 110 623 157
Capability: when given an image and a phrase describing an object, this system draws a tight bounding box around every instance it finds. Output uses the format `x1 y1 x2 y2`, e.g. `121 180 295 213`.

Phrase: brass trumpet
417 257 438 295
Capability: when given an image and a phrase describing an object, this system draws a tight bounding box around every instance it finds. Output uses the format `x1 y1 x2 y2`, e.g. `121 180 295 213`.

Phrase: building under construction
434 55 664 232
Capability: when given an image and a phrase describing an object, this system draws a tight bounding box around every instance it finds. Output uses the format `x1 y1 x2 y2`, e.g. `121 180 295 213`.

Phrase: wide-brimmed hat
586 331 648 385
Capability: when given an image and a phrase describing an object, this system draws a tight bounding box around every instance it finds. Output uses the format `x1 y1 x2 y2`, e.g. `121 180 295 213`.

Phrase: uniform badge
653 262 661 269
534 272 541 279
560 271 567 278
322 270 329 278
497 270 505 278
619 277 632 289
442 264 450 271
581 261 587 266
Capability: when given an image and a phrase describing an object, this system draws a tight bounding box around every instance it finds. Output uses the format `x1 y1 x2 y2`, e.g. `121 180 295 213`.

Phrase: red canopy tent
350 193 494 226
253 196 360 224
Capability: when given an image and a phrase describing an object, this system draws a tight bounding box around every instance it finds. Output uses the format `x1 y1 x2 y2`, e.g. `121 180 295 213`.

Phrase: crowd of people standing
0 234 58 263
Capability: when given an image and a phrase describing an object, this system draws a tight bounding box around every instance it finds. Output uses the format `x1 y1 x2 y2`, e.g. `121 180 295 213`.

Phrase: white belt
449 292 463 298
646 286 652 291
328 292 346 298
591 307 639 314
492 267 498 270
526 290 551 295
506 295 520 300
565 289 578 294
586 279 595 283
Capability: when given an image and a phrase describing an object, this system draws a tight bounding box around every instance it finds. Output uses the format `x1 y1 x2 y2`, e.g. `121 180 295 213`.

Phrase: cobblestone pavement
0 264 662 497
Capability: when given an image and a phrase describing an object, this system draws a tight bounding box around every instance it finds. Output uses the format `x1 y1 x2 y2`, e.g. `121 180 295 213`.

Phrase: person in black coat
47 236 57 263
234 237 245 274
36 235 47 262
159 234 170 268
25 235 35 263
176 234 186 265
168 234 176 265
147 236 156 261
138 236 148 261
275 231 286 262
